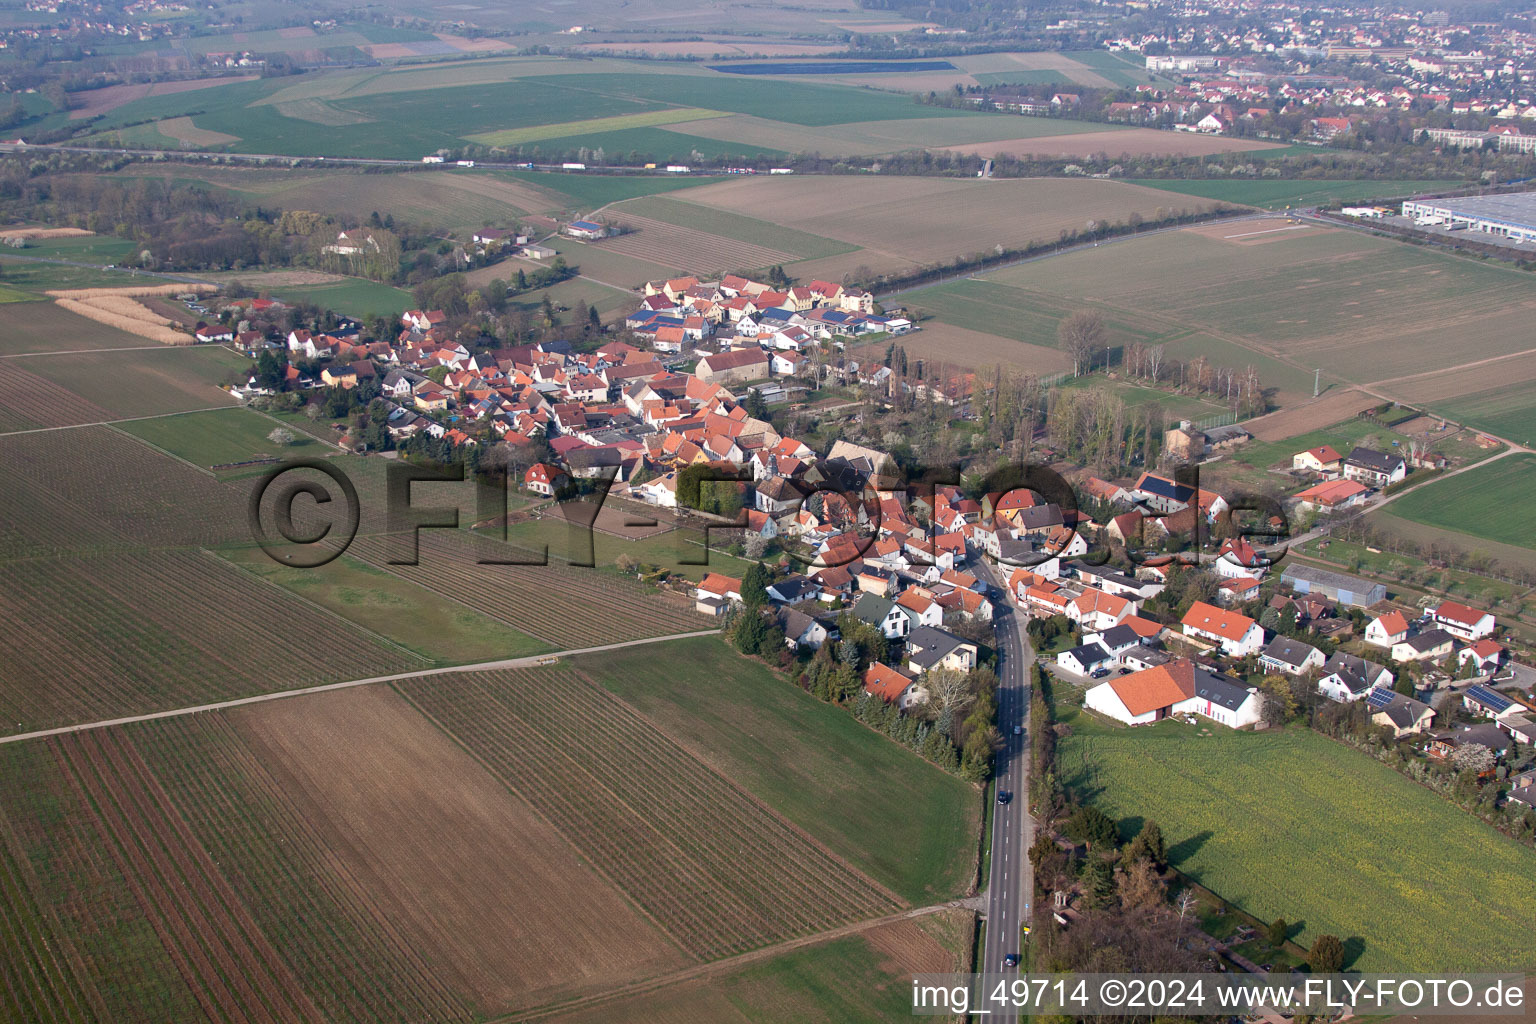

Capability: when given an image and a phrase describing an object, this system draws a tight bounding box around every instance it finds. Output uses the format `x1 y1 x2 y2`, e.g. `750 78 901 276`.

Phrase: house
1341 447 1406 488
852 593 912 639
1084 623 1146 663
523 462 569 496
1365 611 1409 647
1180 601 1264 658
1317 652 1393 702
1058 641 1115 676
1367 687 1435 737
1294 479 1369 512
1083 658 1264 728
1462 683 1517 720
905 626 978 674
1212 537 1267 580
1458 639 1507 675
766 575 820 606
696 572 743 606
1292 445 1344 475
1259 636 1325 676
775 607 832 651
1390 628 1455 664
1067 587 1134 632
895 589 945 629
1280 563 1386 608
1130 471 1196 514
1432 601 1495 642
863 663 925 710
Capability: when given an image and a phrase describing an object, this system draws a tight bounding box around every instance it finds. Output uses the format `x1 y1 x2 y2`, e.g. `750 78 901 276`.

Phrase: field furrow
401 666 901 960
131 714 477 1024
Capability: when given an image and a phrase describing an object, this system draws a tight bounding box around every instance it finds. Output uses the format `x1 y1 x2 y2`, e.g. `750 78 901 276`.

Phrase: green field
220 548 552 665
1059 713 1536 972
1232 415 1410 473
25 346 251 420
1125 178 1470 209
589 636 981 905
1430 383 1536 447
114 407 318 468
1054 375 1230 422
501 169 721 209
269 278 414 318
614 195 858 260
465 107 728 146
1382 453 1536 553
548 914 971 1024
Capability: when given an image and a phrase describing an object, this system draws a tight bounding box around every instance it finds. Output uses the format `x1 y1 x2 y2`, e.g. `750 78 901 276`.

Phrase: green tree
1267 918 1289 947
1065 806 1119 851
1081 858 1115 909
1308 934 1345 973
741 561 770 611
1125 820 1167 868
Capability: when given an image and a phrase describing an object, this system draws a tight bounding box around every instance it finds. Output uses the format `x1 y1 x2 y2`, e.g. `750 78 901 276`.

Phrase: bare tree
1058 311 1106 377
1147 343 1165 383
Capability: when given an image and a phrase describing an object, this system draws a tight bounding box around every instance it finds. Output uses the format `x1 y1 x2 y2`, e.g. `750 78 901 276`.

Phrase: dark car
1003 953 1020 968
1091 667 1111 678
996 789 1011 804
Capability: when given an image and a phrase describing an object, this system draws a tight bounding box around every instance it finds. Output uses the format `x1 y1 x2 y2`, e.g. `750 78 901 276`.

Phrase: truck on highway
562 162 587 170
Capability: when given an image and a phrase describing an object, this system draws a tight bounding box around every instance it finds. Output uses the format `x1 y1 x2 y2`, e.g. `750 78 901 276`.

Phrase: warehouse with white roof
1401 191 1536 243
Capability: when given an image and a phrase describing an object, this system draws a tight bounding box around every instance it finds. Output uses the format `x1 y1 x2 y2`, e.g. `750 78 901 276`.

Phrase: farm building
564 220 608 239
1280 564 1386 608
1402 191 1536 243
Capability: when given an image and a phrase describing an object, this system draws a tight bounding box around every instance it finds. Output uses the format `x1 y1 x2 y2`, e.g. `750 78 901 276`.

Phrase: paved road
0 628 720 746
973 558 1037 1010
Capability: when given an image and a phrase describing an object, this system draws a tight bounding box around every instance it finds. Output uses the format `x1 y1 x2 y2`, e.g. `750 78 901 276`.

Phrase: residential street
974 559 1037 1014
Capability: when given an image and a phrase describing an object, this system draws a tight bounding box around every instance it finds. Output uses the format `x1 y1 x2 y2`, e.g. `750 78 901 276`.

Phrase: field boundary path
0 628 720 746
503 898 977 1023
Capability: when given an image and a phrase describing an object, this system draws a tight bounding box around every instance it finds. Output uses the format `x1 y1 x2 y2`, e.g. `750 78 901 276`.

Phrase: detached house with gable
1180 601 1264 658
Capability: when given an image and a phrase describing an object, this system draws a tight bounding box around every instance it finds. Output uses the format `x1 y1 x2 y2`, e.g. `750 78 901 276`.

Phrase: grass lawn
10 235 138 264
1124 179 1469 209
219 548 551 665
1055 375 1229 422
1231 414 1409 472
1296 538 1528 614
0 256 164 294
1058 710 1536 972
486 516 758 581
1380 453 1536 554
582 635 981 905
269 278 414 319
113 406 318 469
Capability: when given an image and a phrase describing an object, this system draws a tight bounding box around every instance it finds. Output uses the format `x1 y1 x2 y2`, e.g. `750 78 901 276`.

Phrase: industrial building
1401 192 1536 243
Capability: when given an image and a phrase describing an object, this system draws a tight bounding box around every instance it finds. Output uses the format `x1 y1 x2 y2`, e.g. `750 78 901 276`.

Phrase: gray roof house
1281 563 1387 608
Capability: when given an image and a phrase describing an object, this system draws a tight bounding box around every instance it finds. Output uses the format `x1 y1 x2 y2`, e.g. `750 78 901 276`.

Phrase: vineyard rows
0 741 202 1022
130 715 476 1024
401 667 900 960
0 550 417 734
0 363 113 432
51 727 322 1024
0 426 247 558
352 529 711 648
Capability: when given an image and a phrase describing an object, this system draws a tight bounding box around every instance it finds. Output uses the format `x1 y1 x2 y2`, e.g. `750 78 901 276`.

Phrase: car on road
996 789 1011 804
1013 724 1023 736
1003 954 1020 968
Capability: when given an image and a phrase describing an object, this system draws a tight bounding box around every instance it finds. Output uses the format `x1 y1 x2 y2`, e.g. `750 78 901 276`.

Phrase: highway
973 559 1037 1018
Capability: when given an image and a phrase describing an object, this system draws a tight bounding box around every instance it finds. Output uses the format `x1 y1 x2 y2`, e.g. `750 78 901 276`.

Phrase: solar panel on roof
1365 686 1395 710
1466 685 1514 712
